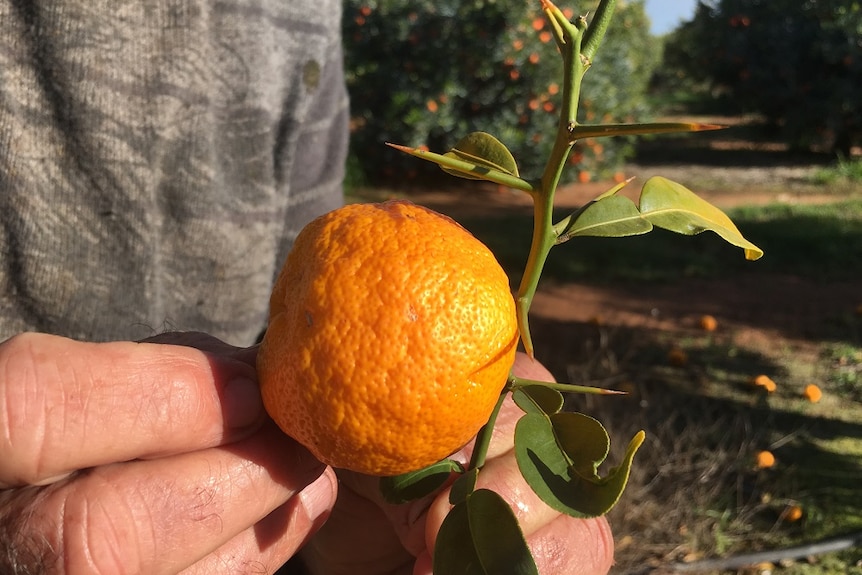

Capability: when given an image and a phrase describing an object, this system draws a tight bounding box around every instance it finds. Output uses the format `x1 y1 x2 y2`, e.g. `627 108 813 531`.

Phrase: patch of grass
810 156 862 185
821 344 862 403
729 201 862 281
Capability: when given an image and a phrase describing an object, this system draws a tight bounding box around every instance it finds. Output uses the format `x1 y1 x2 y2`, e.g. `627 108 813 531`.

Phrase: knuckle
0 333 53 486
65 465 228 575
61 470 146 575
0 471 150 575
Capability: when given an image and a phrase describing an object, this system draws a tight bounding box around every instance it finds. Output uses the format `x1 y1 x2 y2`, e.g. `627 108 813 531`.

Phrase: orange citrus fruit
783 504 803 522
699 314 718 332
803 383 822 403
755 450 776 469
752 374 777 393
257 200 519 476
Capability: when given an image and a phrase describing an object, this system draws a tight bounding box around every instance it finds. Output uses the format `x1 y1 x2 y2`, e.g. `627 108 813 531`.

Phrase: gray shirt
0 0 349 346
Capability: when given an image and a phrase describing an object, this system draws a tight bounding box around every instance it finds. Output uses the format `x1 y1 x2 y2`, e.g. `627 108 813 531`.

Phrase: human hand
0 332 336 575
297 353 614 575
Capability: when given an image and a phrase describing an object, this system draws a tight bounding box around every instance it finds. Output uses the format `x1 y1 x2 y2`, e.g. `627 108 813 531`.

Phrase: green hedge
343 1 660 185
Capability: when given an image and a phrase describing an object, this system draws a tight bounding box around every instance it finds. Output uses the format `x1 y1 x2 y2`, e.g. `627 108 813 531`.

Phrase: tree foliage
343 1 660 185
664 0 862 154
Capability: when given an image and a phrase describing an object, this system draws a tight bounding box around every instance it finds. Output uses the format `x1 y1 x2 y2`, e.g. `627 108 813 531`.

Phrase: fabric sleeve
0 0 349 345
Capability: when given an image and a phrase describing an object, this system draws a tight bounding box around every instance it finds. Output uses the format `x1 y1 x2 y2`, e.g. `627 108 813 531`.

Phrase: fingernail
299 471 336 522
223 377 264 429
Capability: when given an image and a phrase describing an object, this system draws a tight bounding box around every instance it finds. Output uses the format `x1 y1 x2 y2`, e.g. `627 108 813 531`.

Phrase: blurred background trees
342 0 862 187
661 0 862 155
342 0 659 185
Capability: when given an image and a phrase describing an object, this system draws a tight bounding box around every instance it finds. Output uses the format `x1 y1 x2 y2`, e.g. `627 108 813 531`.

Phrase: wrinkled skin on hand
0 332 336 575
0 333 612 575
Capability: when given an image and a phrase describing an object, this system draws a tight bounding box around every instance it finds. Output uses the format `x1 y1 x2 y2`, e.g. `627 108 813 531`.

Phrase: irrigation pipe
667 530 862 572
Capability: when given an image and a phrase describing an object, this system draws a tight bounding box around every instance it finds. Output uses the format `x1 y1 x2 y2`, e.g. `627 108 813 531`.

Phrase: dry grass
530 318 862 575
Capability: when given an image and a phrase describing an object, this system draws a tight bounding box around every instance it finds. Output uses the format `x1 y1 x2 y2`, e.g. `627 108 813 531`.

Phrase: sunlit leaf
556 194 652 243
434 489 539 575
385 142 533 192
443 131 520 179
380 459 462 505
515 412 645 517
592 176 636 202
640 176 763 260
512 385 565 415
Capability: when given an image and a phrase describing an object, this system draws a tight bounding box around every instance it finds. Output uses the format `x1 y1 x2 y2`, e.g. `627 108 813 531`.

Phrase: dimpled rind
257 200 518 476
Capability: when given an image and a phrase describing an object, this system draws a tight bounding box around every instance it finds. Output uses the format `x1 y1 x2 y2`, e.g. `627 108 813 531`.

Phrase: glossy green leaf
380 459 462 505
434 489 539 575
514 412 645 517
449 467 480 506
443 131 520 179
592 176 636 202
513 385 565 415
640 176 763 260
550 412 610 478
385 142 534 192
556 194 653 243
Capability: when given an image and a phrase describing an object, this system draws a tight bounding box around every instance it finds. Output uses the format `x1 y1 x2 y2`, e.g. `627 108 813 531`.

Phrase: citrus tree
664 0 862 154
343 0 660 184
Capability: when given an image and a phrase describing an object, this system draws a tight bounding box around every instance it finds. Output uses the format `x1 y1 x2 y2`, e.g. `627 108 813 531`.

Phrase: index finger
0 332 265 487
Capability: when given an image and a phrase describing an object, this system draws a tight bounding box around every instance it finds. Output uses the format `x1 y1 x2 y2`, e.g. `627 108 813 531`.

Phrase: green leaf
443 131 520 179
449 467 480 506
380 459 462 505
434 489 539 575
385 142 534 193
556 194 653 243
513 385 565 415
514 412 645 517
550 413 610 478
640 176 764 260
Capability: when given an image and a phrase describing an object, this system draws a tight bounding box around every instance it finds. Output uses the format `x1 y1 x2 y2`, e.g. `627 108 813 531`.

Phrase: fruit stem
466 391 508 472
